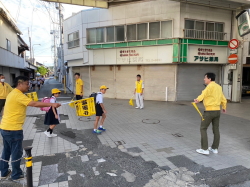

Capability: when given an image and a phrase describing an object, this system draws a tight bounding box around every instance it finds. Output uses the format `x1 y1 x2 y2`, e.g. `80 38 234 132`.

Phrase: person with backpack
43 88 61 137
93 85 108 134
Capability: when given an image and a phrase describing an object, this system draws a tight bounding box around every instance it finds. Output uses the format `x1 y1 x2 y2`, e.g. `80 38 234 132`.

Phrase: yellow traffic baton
191 102 205 121
24 147 33 187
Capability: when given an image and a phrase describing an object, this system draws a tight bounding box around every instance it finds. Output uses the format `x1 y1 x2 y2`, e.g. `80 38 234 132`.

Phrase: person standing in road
0 74 13 115
37 77 41 90
134 74 144 109
74 73 84 100
194 73 227 155
0 76 61 181
93 85 108 134
32 78 37 91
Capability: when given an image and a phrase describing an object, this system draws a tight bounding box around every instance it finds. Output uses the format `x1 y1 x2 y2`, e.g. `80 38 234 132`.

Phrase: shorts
37 85 40 88
32 84 35 87
76 95 83 100
96 104 104 116
0 99 6 113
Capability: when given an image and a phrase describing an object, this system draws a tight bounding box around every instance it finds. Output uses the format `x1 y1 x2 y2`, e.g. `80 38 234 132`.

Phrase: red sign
228 54 238 64
228 39 239 49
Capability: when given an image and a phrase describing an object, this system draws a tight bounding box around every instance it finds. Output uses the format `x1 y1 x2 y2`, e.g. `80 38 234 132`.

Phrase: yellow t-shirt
75 78 84 95
0 88 32 130
0 82 13 99
135 80 144 93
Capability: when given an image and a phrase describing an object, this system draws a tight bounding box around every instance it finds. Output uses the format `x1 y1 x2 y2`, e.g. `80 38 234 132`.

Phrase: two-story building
63 0 245 101
0 2 30 85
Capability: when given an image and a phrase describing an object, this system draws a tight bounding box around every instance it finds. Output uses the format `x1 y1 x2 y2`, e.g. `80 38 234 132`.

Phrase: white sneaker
44 131 52 137
50 133 57 137
196 149 209 155
140 107 143 109
208 147 218 154
135 107 139 109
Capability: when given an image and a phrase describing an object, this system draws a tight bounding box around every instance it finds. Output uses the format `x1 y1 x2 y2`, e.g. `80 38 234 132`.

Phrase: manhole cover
60 131 76 139
114 140 125 146
142 119 160 124
111 103 122 106
78 117 95 122
172 133 183 137
177 104 186 106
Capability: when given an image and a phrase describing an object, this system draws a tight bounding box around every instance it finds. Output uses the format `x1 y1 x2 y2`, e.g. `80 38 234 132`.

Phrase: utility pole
28 28 32 64
58 3 66 93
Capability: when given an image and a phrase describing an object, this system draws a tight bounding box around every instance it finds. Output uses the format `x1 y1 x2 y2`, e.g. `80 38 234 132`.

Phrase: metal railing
184 29 227 40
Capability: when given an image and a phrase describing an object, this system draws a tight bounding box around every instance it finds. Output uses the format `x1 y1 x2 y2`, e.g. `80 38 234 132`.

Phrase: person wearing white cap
93 85 109 134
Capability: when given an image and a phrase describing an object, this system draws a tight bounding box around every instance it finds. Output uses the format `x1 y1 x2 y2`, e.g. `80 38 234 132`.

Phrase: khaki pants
200 111 221 150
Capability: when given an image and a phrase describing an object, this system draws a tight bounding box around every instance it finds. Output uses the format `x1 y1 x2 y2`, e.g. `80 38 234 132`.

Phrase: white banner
188 45 228 64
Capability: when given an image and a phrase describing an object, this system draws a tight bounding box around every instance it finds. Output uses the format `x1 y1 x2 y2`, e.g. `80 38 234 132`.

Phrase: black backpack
89 92 101 104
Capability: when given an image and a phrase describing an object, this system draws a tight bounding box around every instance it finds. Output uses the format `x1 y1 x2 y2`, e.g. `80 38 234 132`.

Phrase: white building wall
64 0 181 65
180 3 232 40
0 15 19 55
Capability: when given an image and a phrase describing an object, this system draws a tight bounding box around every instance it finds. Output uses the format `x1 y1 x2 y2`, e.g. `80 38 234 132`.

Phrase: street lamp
32 44 41 65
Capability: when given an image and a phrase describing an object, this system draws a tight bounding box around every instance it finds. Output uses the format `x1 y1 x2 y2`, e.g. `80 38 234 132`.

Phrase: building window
96 28 104 43
106 27 114 42
115 26 125 42
127 24 136 41
86 20 173 44
137 23 148 40
184 19 225 40
6 39 11 51
161 21 172 38
87 29 96 43
149 22 160 39
68 31 80 48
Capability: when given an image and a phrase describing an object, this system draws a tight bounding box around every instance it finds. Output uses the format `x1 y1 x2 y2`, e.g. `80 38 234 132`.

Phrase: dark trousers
200 111 221 150
0 99 6 113
0 129 23 179
76 95 83 100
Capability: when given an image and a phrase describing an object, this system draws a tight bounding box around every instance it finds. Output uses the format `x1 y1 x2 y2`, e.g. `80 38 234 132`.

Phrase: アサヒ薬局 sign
187 46 228 64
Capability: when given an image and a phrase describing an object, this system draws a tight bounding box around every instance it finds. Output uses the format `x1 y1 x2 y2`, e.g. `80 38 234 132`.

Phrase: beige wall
73 64 176 101
0 15 18 55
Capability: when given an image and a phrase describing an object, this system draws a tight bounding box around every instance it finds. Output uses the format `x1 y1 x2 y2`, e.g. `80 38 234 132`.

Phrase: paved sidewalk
1 95 250 186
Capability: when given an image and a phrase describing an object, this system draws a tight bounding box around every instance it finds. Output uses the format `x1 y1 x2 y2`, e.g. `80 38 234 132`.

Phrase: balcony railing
0 47 25 69
184 29 227 40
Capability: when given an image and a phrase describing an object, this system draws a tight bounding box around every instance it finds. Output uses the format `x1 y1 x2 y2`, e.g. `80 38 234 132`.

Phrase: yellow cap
51 88 61 94
100 85 109 90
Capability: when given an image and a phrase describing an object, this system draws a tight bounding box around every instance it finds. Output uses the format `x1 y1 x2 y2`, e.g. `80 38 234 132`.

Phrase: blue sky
1 0 90 66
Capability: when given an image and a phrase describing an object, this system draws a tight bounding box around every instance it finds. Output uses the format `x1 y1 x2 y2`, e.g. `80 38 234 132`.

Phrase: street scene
1 0 250 187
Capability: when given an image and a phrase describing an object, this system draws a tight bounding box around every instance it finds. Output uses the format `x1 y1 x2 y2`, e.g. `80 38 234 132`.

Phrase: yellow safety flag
69 97 75 108
191 102 205 121
25 92 38 101
129 98 134 106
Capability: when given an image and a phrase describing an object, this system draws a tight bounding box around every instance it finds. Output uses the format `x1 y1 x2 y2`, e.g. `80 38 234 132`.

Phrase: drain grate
114 140 126 146
172 133 183 137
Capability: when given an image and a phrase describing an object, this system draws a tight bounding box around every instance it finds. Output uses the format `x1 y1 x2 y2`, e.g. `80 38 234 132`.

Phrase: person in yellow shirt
0 76 61 181
74 73 84 100
194 73 227 155
134 74 144 109
0 74 13 114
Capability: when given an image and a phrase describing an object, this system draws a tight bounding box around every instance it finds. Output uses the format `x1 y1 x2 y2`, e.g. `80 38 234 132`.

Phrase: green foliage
37 66 49 76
